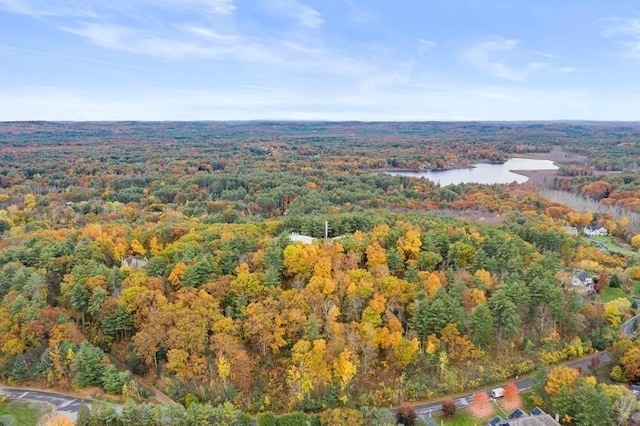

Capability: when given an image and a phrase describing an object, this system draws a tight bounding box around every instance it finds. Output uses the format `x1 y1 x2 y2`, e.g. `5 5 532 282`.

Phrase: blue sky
1 0 640 120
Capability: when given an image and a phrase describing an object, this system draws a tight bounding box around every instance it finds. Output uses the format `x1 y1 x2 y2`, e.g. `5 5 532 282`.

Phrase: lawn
633 281 640 296
437 410 500 425
598 287 629 303
589 236 636 256
0 401 46 426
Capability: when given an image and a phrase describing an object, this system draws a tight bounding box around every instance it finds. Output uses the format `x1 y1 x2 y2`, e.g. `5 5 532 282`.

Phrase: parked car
490 387 505 399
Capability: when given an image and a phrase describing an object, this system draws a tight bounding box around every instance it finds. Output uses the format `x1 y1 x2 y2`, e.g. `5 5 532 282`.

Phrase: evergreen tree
76 404 94 426
551 385 574 423
102 364 131 395
489 286 521 342
73 342 106 388
469 304 495 349
573 384 614 426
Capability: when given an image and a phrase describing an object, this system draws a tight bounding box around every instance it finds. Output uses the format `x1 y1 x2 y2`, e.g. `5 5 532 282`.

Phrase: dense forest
1 121 640 425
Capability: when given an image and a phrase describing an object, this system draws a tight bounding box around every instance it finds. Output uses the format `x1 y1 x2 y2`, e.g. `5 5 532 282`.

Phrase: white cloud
268 0 324 29
462 37 528 81
602 18 640 62
418 39 437 53
3 83 639 122
0 0 236 20
153 0 236 16
0 0 96 17
63 22 278 62
462 37 552 81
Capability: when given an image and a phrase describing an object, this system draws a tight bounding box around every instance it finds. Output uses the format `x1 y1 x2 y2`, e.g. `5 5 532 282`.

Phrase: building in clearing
583 225 607 236
289 232 315 245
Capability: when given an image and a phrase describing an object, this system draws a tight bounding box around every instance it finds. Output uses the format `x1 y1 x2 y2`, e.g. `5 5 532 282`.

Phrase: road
413 312 638 423
412 351 612 424
621 313 640 338
1 316 635 424
1 387 93 422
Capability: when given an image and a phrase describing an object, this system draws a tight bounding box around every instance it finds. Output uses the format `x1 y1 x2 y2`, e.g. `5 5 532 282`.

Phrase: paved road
412 312 637 423
621 313 640 338
412 351 612 424
1 315 635 424
1 387 93 422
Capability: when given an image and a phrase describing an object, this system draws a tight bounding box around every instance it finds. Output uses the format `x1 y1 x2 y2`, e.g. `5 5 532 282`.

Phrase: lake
387 158 558 186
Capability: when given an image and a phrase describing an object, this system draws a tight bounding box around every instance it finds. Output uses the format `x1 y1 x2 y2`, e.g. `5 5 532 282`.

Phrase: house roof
122 256 148 269
530 407 546 416
575 270 590 281
487 408 560 426
508 409 527 419
489 416 504 426
289 232 315 244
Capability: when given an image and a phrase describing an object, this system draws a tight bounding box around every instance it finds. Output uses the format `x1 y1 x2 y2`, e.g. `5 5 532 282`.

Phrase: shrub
257 412 278 426
441 398 456 417
396 403 417 425
279 411 309 426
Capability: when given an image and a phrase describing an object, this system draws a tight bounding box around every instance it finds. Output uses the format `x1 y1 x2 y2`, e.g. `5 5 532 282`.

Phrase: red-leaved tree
470 392 494 418
502 381 521 411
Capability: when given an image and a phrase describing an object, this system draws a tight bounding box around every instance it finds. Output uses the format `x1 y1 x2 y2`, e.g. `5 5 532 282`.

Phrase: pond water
387 158 558 186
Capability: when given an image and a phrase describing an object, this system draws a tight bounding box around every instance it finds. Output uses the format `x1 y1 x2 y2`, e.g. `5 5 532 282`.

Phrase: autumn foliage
501 381 521 411
0 121 635 420
470 391 493 418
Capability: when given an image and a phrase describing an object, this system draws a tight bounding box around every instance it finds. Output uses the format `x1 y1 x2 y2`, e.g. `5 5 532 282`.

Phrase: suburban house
121 256 148 269
289 232 315 245
583 225 607 236
562 226 578 236
571 269 595 295
488 407 560 426
572 270 593 287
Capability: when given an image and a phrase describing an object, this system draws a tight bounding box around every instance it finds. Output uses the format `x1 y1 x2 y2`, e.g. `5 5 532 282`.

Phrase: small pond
387 158 558 186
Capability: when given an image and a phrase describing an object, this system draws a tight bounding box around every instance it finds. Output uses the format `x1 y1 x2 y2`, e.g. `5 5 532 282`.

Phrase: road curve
1 387 93 422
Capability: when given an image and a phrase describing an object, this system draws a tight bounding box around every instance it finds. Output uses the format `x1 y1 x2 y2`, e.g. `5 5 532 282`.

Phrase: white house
289 232 315 245
583 225 607 236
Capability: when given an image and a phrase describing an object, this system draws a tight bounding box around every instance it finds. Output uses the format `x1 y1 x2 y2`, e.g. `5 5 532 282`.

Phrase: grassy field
597 287 629 303
589 236 636 256
0 402 46 426
633 281 640 296
437 410 495 425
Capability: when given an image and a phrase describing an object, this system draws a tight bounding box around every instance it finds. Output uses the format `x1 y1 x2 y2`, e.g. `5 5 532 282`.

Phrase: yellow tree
130 239 146 256
287 339 332 402
283 244 320 282
545 366 579 396
420 271 441 298
168 262 186 287
149 236 164 255
244 298 287 356
397 228 421 261
440 323 482 361
332 349 357 396
473 269 491 289
621 346 640 382
49 415 75 426
605 298 631 328
366 241 388 269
